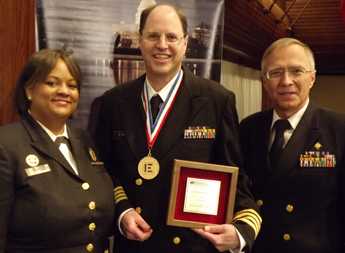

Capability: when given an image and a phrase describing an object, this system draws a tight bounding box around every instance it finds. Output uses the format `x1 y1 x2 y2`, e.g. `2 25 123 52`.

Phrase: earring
27 96 32 101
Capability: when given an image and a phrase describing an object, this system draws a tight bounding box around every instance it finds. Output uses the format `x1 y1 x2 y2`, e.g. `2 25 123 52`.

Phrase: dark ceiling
223 0 345 74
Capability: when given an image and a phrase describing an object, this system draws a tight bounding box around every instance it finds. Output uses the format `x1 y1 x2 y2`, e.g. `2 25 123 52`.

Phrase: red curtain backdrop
342 0 345 23
0 0 35 125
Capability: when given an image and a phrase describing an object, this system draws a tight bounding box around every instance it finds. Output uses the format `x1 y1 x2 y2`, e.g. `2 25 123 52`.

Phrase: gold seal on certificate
138 155 160 180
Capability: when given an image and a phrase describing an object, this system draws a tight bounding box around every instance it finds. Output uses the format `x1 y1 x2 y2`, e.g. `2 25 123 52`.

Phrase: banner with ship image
36 0 224 128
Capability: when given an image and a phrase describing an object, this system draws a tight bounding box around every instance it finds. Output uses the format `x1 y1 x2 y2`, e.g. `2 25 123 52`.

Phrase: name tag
25 164 51 177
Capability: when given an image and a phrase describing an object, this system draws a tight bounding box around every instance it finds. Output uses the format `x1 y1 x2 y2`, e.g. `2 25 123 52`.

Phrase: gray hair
261 37 315 72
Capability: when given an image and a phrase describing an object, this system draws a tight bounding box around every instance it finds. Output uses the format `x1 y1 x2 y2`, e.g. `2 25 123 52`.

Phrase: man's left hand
193 224 240 252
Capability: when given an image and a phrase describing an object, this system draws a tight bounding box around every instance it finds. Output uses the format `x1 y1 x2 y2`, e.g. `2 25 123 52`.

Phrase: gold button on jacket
86 243 94 252
283 233 291 241
286 204 294 213
172 236 181 245
82 182 90 190
88 222 96 231
256 199 263 207
88 201 96 210
135 178 143 186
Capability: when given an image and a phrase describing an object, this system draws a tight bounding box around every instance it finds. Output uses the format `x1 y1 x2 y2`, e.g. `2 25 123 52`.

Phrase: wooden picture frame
167 159 238 228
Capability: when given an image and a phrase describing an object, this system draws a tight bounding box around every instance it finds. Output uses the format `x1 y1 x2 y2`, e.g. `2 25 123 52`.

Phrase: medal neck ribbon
142 70 183 150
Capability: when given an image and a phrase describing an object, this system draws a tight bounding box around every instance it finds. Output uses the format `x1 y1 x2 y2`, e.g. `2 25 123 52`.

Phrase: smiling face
262 44 316 118
139 5 188 86
25 59 79 129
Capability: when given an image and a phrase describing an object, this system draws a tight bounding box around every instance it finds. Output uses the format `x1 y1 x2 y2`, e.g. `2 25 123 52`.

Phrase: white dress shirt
270 98 310 149
35 120 78 175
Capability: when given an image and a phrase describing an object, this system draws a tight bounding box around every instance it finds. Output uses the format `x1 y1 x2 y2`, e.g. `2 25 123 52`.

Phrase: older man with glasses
240 37 345 253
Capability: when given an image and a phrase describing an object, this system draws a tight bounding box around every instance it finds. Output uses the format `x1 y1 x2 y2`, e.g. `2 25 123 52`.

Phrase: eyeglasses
264 67 315 80
142 32 185 44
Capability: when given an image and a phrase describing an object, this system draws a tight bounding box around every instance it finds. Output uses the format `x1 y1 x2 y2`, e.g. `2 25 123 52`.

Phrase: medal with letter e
139 70 182 180
138 149 160 180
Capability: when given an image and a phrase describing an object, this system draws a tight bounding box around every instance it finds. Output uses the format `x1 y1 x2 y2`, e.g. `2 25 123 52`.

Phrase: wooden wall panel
223 0 287 110
223 0 289 70
0 0 35 125
223 0 345 75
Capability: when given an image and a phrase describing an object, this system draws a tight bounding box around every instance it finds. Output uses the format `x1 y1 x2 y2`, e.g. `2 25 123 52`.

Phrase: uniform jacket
240 103 345 253
94 69 261 253
0 114 115 253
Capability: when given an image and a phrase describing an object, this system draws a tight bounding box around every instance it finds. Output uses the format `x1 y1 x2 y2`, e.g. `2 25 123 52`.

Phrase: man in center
92 4 261 253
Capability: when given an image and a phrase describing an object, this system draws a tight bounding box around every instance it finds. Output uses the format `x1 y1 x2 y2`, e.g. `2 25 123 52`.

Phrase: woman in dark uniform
0 49 115 253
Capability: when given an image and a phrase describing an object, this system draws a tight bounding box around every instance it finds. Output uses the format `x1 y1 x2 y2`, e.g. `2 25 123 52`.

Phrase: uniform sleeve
212 92 261 252
0 144 15 251
89 94 133 220
340 123 345 250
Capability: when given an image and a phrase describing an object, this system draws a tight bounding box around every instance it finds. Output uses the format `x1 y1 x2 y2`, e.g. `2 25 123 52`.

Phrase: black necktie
55 136 78 174
55 136 72 153
270 119 291 166
150 95 163 122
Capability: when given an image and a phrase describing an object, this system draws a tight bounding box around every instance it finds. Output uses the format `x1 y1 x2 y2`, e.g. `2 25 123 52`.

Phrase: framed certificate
167 159 238 228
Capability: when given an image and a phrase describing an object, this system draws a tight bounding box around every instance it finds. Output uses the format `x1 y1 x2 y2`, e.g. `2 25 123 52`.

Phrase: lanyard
142 70 183 149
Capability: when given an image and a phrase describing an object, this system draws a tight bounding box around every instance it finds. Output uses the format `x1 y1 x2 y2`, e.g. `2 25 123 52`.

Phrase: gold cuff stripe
233 215 260 235
235 217 260 238
114 186 125 193
236 217 258 234
113 186 128 203
114 192 127 199
233 209 262 238
114 195 128 204
233 209 262 223
233 211 261 227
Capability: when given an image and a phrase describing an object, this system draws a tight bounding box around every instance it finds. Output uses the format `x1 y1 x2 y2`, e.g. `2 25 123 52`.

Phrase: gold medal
138 151 160 180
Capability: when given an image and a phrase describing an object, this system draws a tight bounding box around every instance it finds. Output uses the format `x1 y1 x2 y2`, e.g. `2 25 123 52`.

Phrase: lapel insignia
25 164 51 177
314 142 322 150
89 148 97 161
184 126 216 139
300 151 336 168
25 154 39 167
89 148 104 166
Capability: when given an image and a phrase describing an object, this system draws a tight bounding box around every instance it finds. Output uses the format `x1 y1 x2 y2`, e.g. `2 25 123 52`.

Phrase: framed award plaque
167 159 238 228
